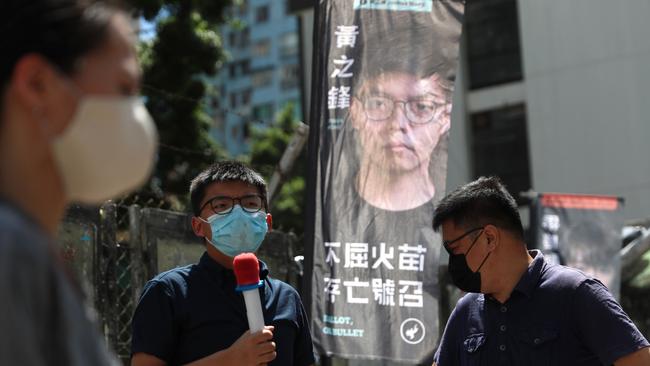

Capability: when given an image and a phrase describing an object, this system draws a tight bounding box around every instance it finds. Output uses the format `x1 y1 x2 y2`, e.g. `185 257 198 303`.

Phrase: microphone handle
243 289 265 332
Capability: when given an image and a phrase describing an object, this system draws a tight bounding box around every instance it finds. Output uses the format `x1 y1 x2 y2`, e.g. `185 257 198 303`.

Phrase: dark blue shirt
0 200 119 366
434 250 649 366
131 252 315 366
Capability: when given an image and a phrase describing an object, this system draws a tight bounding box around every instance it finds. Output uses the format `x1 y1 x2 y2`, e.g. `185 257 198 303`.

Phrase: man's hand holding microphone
230 253 276 365
184 253 276 366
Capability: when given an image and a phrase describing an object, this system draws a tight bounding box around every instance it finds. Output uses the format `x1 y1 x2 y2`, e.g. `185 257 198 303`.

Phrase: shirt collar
512 249 545 298
197 252 270 282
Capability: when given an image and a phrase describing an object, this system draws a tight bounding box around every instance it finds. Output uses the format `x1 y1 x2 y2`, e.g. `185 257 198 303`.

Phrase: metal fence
57 201 650 365
58 200 303 365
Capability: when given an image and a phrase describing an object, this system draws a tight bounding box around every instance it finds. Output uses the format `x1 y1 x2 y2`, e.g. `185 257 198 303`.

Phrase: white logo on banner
400 318 425 344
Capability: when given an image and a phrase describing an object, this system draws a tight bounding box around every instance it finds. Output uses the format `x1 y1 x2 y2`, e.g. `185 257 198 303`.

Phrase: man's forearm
130 349 232 366
183 349 232 366
614 346 650 366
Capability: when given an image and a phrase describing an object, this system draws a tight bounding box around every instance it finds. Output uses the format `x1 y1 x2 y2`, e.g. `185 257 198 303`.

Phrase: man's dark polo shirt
435 250 649 366
131 252 315 366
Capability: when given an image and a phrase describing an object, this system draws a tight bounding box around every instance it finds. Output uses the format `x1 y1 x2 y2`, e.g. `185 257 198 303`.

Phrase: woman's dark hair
0 0 124 91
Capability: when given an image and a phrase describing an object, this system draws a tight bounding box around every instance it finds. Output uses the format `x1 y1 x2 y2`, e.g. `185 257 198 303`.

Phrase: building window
251 68 273 87
240 27 250 48
229 32 237 47
241 89 252 105
231 125 240 140
255 5 270 23
228 63 236 78
465 0 523 89
253 38 271 57
280 64 300 90
240 59 250 75
228 27 250 49
243 122 251 139
237 0 248 16
252 103 275 123
471 104 531 203
213 114 224 130
228 59 250 78
280 32 299 57
229 89 252 109
230 93 238 109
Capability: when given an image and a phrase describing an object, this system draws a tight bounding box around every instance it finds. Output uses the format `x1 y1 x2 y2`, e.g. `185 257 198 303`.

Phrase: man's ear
266 213 273 232
11 54 75 137
11 54 52 107
483 224 500 251
191 216 206 237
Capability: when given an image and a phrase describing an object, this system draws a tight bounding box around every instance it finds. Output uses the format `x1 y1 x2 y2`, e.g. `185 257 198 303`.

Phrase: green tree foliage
125 0 234 209
249 103 307 235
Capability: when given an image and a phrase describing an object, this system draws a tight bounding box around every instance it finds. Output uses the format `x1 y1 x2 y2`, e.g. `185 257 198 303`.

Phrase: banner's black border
302 0 324 323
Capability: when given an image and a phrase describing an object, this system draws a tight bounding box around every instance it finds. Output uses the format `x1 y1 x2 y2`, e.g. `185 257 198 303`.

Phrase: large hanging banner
530 193 624 299
303 1 464 363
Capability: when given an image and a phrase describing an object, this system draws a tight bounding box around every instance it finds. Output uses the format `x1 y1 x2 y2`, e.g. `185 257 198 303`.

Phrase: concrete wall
447 0 650 221
519 0 650 220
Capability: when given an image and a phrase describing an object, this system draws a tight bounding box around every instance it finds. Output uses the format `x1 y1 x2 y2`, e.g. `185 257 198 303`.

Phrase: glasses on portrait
359 95 448 125
200 194 266 215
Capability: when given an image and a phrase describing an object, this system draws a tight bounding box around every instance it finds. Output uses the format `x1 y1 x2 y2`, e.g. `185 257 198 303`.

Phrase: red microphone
233 253 265 332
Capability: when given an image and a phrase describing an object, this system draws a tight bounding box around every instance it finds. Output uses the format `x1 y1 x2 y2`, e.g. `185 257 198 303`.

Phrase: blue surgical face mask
199 205 268 257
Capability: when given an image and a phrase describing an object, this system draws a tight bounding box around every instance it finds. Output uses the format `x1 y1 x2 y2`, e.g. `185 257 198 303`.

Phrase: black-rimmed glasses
200 194 266 215
358 95 448 125
442 227 484 254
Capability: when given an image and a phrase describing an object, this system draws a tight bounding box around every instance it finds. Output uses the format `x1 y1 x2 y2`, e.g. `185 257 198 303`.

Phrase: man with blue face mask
431 177 650 366
131 161 315 366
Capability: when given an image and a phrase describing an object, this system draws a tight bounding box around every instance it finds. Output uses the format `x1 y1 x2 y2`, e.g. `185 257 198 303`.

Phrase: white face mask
51 96 158 203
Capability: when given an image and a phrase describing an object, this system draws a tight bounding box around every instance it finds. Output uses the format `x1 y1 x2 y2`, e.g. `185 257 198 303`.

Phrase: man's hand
225 326 277 365
178 325 276 366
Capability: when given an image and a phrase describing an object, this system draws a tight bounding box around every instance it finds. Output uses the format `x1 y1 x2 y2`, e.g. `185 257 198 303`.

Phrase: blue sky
139 17 157 41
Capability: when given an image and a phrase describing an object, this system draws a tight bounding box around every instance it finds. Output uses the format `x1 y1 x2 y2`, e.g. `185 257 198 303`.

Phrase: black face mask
444 228 491 293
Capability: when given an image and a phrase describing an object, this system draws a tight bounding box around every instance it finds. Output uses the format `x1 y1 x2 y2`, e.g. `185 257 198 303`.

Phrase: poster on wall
530 193 624 299
303 1 465 362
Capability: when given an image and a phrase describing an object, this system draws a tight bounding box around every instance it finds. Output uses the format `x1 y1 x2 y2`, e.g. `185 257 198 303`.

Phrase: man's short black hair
432 176 525 239
189 161 268 216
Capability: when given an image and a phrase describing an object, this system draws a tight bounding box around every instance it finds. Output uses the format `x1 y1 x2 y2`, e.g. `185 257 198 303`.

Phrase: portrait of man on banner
306 2 465 363
346 18 454 212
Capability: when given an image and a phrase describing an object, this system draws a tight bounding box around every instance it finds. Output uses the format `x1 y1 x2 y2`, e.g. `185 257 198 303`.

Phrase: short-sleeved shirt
131 252 315 366
434 250 649 366
0 200 119 366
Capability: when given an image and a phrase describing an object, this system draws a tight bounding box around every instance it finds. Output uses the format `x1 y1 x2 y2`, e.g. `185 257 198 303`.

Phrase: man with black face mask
431 176 650 366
